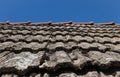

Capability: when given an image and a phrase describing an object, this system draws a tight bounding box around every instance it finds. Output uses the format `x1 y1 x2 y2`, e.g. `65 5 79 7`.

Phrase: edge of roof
0 21 116 25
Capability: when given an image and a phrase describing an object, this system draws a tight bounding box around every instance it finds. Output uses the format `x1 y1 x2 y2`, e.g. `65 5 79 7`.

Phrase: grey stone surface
0 51 45 71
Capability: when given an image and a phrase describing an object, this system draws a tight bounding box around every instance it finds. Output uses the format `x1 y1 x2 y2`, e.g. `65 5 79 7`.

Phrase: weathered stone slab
0 51 45 71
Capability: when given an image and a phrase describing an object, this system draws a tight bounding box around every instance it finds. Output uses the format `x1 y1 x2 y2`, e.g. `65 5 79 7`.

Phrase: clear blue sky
0 0 120 23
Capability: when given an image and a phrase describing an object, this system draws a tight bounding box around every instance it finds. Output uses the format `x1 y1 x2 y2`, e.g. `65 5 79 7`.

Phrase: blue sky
0 0 120 23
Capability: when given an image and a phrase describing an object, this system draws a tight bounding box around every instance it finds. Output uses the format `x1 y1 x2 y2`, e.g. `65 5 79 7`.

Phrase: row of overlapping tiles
1 71 120 77
0 23 120 76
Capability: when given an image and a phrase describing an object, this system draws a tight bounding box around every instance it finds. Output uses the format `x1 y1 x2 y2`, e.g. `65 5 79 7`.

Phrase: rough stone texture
88 51 120 68
59 73 77 77
69 49 91 69
0 23 120 76
86 71 99 77
1 74 18 77
39 51 72 70
0 51 45 71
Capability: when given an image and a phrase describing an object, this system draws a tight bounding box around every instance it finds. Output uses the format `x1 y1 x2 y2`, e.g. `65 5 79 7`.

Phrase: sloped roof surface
0 22 120 77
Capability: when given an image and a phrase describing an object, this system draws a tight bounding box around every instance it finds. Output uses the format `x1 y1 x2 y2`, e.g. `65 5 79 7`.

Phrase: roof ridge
0 21 116 25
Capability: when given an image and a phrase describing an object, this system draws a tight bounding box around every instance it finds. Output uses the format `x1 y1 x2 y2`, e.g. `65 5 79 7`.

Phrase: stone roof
0 21 120 77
